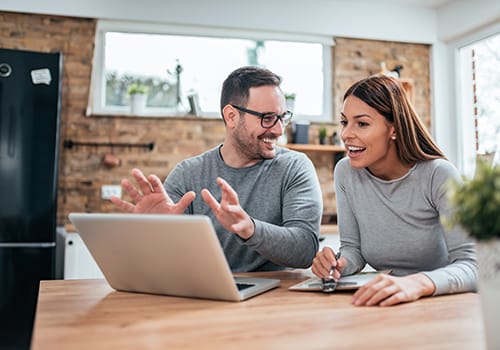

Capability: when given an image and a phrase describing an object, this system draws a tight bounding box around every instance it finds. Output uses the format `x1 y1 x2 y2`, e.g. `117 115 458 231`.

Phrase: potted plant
127 83 148 115
284 93 296 111
447 160 500 350
318 125 328 145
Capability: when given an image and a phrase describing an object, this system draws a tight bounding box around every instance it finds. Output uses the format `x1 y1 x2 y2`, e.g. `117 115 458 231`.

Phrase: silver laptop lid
68 213 279 301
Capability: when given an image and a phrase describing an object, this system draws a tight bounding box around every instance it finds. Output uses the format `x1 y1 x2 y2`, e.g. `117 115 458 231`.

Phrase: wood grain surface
31 270 485 350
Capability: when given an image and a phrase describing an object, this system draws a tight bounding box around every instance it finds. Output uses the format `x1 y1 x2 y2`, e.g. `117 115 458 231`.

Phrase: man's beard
233 121 275 161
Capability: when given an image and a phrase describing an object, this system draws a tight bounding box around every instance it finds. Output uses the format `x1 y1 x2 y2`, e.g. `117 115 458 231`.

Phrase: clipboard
288 270 391 292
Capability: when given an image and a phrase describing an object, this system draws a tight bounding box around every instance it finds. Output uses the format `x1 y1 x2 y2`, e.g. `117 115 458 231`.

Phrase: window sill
89 113 222 121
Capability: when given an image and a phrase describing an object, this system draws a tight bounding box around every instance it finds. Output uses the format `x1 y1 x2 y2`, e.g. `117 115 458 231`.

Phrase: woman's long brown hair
343 74 445 163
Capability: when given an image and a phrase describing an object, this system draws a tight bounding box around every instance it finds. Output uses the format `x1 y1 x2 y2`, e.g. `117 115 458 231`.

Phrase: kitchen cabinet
64 232 103 279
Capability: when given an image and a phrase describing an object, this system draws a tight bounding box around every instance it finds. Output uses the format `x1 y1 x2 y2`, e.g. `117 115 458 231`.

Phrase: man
111 66 322 272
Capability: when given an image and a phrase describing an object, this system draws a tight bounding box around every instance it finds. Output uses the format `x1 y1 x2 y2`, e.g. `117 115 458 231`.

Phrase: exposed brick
333 37 431 128
2 12 431 225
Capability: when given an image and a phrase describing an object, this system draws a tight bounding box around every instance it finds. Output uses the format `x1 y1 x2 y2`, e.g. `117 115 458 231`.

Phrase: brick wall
0 12 431 226
332 37 431 128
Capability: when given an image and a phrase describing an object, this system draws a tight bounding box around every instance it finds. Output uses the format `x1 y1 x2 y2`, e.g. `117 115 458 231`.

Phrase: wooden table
31 271 485 350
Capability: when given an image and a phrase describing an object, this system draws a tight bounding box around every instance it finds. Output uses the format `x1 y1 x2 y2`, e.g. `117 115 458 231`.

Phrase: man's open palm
110 168 195 214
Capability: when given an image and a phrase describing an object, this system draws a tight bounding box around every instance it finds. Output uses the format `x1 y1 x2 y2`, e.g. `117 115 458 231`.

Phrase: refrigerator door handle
0 242 56 248
0 62 12 77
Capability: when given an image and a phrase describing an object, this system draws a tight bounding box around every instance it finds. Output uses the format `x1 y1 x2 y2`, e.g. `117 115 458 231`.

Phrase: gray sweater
335 157 477 295
164 145 322 272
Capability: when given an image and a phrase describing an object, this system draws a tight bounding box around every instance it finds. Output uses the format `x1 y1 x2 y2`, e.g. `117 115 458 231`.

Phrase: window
88 20 333 121
457 32 500 176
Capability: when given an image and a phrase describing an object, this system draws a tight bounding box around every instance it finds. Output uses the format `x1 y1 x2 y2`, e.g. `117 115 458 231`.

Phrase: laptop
68 213 280 301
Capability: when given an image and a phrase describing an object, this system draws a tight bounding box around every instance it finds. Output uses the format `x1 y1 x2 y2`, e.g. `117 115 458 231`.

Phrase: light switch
101 185 122 200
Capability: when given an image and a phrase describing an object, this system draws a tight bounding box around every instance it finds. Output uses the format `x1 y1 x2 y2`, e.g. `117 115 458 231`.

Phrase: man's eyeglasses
231 104 293 129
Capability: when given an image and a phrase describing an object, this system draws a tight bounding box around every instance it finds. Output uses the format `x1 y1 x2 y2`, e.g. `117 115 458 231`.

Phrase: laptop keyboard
236 283 255 291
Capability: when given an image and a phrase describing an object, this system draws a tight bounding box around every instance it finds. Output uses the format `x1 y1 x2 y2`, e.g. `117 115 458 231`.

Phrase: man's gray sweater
164 145 322 272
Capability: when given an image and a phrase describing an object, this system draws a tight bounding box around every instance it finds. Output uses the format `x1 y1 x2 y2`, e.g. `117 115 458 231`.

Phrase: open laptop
68 213 280 301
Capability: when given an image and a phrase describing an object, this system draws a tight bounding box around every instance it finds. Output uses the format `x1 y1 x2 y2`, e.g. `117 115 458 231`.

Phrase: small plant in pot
447 160 500 350
447 160 500 240
284 93 296 111
127 83 148 95
318 125 328 145
127 83 148 115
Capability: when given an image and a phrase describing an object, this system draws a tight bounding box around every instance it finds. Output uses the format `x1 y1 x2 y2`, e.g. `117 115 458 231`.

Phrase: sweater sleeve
334 158 367 275
243 152 322 268
163 148 321 271
420 161 478 295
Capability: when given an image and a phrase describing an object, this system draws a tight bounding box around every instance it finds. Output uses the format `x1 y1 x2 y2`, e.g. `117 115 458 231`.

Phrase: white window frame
452 22 500 177
87 20 334 122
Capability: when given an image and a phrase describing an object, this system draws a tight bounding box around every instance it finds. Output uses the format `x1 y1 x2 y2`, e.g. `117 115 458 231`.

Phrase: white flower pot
476 239 500 350
130 94 146 115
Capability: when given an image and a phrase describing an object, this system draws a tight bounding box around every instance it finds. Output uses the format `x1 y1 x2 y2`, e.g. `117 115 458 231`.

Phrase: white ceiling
403 0 455 8
356 0 456 10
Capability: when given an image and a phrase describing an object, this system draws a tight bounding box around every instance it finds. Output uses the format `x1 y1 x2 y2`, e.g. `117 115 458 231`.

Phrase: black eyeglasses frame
230 104 293 129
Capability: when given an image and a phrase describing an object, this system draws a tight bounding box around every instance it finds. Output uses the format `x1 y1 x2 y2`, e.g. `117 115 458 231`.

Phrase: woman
312 75 477 306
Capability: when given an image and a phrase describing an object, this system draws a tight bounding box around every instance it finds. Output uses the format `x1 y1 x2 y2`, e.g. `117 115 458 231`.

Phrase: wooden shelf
283 144 345 153
320 224 338 235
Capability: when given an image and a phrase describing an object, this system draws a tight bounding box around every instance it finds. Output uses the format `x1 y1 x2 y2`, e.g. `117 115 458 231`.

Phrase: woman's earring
391 135 396 140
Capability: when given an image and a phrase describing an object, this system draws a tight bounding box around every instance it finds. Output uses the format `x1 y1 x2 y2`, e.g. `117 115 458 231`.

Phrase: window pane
458 32 500 175
473 34 500 155
101 31 325 118
259 41 323 115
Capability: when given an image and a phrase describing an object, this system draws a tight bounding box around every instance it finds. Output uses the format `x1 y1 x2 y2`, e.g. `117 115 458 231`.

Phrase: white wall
433 1 500 167
0 0 439 43
437 1 500 42
1 0 499 169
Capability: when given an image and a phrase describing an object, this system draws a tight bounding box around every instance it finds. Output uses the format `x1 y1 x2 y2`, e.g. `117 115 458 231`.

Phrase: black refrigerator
0 48 62 350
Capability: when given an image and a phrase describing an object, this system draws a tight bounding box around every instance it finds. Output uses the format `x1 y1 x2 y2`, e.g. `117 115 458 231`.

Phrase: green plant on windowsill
446 160 500 240
127 83 148 95
127 83 148 115
284 93 296 111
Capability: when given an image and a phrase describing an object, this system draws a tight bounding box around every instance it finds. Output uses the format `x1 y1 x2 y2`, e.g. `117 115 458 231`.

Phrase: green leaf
447 160 500 240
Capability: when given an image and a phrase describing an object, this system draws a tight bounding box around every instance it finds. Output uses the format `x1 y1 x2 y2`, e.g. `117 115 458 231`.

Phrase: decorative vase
476 239 500 350
130 94 146 115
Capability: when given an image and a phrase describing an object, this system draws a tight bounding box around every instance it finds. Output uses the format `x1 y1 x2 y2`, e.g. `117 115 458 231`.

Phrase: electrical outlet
101 185 122 200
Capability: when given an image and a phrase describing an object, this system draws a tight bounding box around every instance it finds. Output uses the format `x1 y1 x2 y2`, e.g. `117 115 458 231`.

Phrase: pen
322 250 342 293
329 250 342 278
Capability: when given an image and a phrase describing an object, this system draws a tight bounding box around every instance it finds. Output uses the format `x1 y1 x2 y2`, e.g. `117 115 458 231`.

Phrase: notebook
68 213 280 301
288 270 392 292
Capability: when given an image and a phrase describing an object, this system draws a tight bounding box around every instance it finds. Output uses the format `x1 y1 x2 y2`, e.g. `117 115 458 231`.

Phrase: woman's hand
311 247 345 281
351 273 436 307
